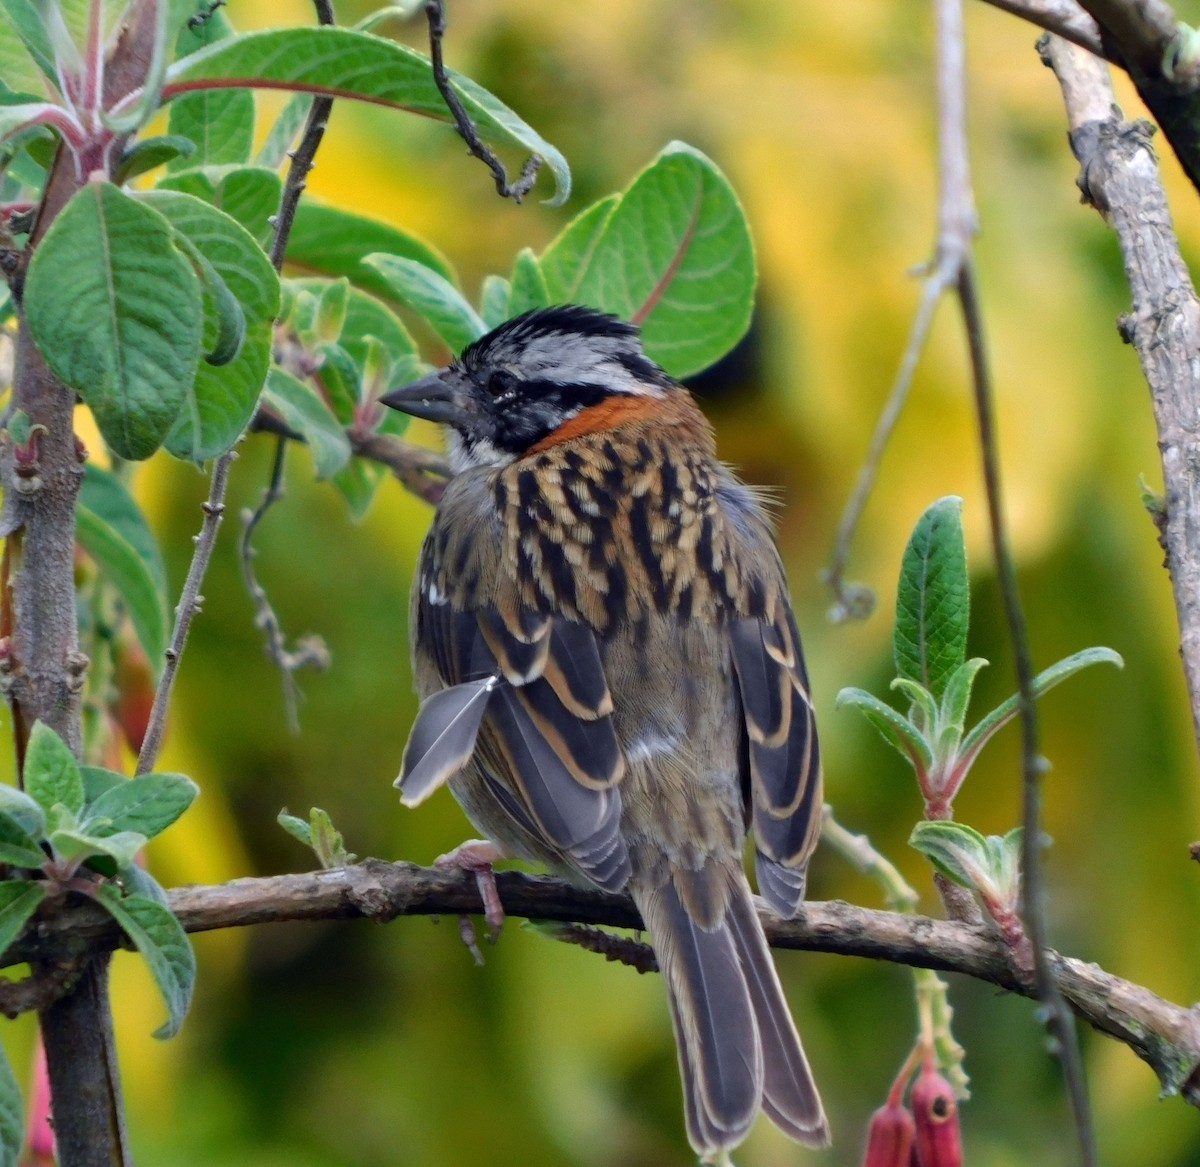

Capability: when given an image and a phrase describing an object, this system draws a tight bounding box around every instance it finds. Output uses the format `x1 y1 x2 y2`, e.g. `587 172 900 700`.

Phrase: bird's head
379 305 674 471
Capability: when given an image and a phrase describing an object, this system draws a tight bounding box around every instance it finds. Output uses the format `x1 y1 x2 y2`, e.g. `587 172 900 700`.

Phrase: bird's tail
633 873 829 1156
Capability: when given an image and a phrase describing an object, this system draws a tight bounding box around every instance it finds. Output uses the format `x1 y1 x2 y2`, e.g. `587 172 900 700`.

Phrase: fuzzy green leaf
939 657 989 737
24 722 83 819
24 183 201 459
83 773 198 841
364 255 486 354
78 467 170 671
158 166 283 251
161 27 570 204
894 497 969 703
0 880 44 964
479 275 511 329
0 812 47 868
507 248 550 317
50 827 146 867
959 647 1124 768
113 134 196 184
908 820 991 889
261 367 352 479
287 201 453 291
836 688 933 773
277 809 312 847
0 1035 19 1167
166 88 255 169
95 887 196 1039
540 195 619 302
565 144 756 378
139 190 280 461
0 785 45 840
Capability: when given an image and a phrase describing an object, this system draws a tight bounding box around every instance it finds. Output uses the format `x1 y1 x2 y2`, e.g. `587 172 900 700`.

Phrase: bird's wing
726 582 824 916
399 481 630 890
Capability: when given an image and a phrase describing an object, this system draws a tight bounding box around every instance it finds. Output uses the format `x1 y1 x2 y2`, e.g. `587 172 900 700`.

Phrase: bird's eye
486 369 517 399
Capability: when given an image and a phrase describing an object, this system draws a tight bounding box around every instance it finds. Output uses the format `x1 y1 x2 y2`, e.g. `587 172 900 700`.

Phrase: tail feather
636 873 828 1155
726 884 830 1145
638 880 763 1152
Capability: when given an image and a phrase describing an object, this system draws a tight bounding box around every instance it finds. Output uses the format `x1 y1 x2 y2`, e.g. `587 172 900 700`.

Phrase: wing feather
398 678 498 806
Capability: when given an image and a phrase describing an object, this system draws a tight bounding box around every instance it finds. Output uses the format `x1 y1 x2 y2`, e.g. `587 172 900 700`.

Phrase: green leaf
332 457 386 521
24 183 201 459
939 657 989 736
894 497 969 703
0 1021 22 1166
0 784 45 839
78 465 170 669
909 820 990 889
255 92 312 169
261 367 352 479
120 862 170 905
540 194 618 302
113 134 196 184
83 772 198 840
364 255 486 354
277 809 313 847
316 278 350 345
479 274 511 329
507 248 549 317
835 688 933 773
287 201 453 290
889 677 938 734
81 765 126 805
315 342 361 420
167 88 255 170
287 277 417 369
95 887 195 1038
24 721 84 819
0 880 44 963
958 647 1124 768
0 0 54 81
566 143 756 378
0 812 47 868
158 166 283 252
50 827 146 867
310 807 355 868
160 27 571 205
139 189 280 461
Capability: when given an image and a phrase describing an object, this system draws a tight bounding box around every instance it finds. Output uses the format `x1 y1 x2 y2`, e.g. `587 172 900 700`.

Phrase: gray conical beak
379 371 468 426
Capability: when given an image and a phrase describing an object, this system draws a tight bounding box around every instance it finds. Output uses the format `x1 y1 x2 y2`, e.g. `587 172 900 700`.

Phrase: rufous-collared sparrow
382 304 828 1156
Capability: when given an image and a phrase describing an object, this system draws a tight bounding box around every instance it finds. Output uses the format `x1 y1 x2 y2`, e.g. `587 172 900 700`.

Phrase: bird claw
435 839 506 961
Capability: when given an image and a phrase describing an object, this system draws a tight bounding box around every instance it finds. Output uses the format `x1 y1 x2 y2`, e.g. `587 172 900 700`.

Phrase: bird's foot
435 839 506 964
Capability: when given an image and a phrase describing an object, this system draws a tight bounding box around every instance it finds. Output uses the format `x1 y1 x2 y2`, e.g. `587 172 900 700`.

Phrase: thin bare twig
823 0 978 623
958 263 1098 1166
5 862 1200 1103
425 0 542 202
135 454 232 776
138 0 339 773
238 438 331 732
349 431 451 505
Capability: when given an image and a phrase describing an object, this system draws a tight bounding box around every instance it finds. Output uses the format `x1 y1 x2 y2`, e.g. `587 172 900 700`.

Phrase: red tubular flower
910 1061 962 1167
862 1100 916 1166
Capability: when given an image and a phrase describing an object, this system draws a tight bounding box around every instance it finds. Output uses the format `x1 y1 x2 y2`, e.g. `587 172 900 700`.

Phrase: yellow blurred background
10 0 1200 1162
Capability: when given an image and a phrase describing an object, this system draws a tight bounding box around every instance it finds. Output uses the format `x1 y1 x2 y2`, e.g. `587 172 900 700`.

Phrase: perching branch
3 863 1199 1104
425 0 542 202
1039 36 1200 770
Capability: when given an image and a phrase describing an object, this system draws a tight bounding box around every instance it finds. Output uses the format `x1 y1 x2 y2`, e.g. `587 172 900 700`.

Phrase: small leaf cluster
0 723 198 1040
837 497 1122 821
838 496 1120 952
277 806 356 870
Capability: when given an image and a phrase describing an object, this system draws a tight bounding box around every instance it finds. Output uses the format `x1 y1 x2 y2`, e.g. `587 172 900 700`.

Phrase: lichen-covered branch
1 862 1197 1102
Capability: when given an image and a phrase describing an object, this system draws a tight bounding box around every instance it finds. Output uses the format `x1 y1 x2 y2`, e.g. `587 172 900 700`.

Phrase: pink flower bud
862 1100 916 1167
911 1063 962 1167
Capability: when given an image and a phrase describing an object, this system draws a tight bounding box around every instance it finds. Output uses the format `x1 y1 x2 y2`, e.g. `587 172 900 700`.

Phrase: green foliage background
8 0 1200 1163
